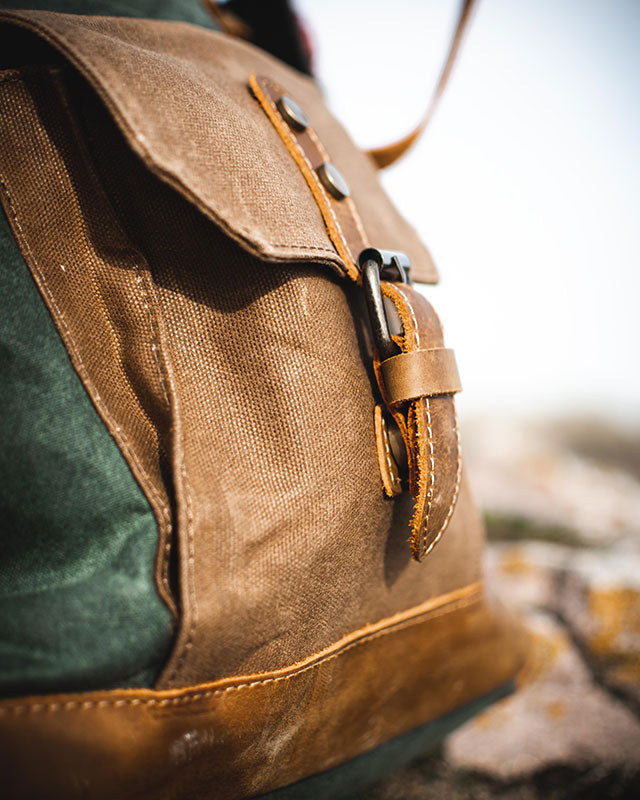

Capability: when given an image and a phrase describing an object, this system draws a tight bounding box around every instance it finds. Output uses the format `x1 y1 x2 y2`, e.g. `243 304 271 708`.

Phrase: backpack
0 3 529 797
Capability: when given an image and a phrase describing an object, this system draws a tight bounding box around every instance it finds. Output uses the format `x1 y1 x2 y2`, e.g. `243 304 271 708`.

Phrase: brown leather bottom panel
0 585 529 800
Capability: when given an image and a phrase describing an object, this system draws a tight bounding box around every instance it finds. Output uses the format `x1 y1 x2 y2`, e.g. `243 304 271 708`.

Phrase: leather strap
380 348 461 406
201 0 252 38
367 0 478 169
249 73 368 282
374 283 462 561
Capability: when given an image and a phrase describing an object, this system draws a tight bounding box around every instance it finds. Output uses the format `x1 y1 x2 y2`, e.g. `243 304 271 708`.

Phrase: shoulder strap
366 0 478 169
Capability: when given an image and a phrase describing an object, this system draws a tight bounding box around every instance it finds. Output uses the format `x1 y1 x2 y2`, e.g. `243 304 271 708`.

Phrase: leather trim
249 73 367 282
380 347 462 405
0 584 529 799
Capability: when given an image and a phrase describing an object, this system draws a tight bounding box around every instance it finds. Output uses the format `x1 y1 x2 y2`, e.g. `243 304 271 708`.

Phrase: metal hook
359 248 411 361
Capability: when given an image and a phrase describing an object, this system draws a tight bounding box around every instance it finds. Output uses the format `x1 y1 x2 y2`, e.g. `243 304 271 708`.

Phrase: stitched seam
375 406 400 495
51 68 172 412
48 68 175 600
253 75 358 279
380 284 446 557
380 414 401 491
1 45 346 262
262 78 356 266
420 397 436 555
270 243 337 254
34 69 161 446
133 269 170 409
423 399 463 558
129 265 173 596
163 462 198 685
305 124 369 250
0 175 174 591
392 285 421 349
0 587 482 715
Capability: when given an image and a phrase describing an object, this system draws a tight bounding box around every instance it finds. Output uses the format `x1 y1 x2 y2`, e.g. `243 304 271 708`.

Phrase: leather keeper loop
380 348 462 406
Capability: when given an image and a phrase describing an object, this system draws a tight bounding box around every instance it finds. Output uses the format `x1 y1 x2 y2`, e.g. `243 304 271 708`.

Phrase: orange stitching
379 282 413 351
376 284 463 559
0 584 483 715
2 51 345 265
392 285 421 349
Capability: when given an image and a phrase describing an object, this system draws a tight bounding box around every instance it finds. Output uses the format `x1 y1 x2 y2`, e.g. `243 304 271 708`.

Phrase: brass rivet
276 95 309 131
317 161 350 200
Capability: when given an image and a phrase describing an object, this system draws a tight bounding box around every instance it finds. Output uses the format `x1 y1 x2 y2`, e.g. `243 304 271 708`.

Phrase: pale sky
295 0 640 425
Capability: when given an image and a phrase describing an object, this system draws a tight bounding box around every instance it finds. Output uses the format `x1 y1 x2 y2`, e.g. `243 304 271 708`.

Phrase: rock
360 418 640 798
446 613 640 778
486 541 568 610
463 418 640 547
555 548 640 710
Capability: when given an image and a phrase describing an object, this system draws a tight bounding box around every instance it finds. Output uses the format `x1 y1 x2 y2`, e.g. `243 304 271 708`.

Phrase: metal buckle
359 248 411 361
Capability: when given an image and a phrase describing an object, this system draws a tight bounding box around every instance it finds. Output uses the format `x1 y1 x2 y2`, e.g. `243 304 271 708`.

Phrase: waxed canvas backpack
0 2 529 798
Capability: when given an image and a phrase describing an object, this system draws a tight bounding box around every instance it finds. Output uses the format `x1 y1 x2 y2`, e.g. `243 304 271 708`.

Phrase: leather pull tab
374 283 462 561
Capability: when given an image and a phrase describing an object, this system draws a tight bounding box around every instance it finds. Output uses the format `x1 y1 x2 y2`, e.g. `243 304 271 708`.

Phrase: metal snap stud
276 95 310 131
317 161 350 200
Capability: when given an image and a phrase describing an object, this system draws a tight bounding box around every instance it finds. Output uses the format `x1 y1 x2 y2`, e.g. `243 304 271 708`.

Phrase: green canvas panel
0 209 173 696
0 0 216 703
0 0 219 29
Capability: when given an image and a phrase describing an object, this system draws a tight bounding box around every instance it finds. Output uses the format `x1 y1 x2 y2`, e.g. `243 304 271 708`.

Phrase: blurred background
293 0 640 796
297 0 640 423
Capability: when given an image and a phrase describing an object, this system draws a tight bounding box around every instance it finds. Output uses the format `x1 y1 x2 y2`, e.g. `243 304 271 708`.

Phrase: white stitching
0 175 173 586
45 69 176 600
422 399 463 558
420 397 436 554
162 461 198 685
392 284 421 349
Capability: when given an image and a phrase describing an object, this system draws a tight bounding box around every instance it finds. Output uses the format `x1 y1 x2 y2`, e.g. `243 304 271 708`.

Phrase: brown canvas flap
0 9 438 283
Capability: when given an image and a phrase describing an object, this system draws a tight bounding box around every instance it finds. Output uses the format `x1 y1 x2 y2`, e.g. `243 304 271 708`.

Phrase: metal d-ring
359 248 411 362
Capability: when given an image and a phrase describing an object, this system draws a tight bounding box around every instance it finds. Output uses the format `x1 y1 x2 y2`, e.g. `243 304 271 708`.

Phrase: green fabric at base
0 209 173 696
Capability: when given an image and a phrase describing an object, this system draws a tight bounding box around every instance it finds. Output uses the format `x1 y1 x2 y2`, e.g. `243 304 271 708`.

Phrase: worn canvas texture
0 9 528 799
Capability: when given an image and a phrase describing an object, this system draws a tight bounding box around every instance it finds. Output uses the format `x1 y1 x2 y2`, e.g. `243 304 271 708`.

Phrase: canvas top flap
0 9 438 283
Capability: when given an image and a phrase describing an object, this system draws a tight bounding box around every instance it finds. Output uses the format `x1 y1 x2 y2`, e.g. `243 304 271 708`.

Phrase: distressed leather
375 284 462 561
380 347 462 405
0 587 529 800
